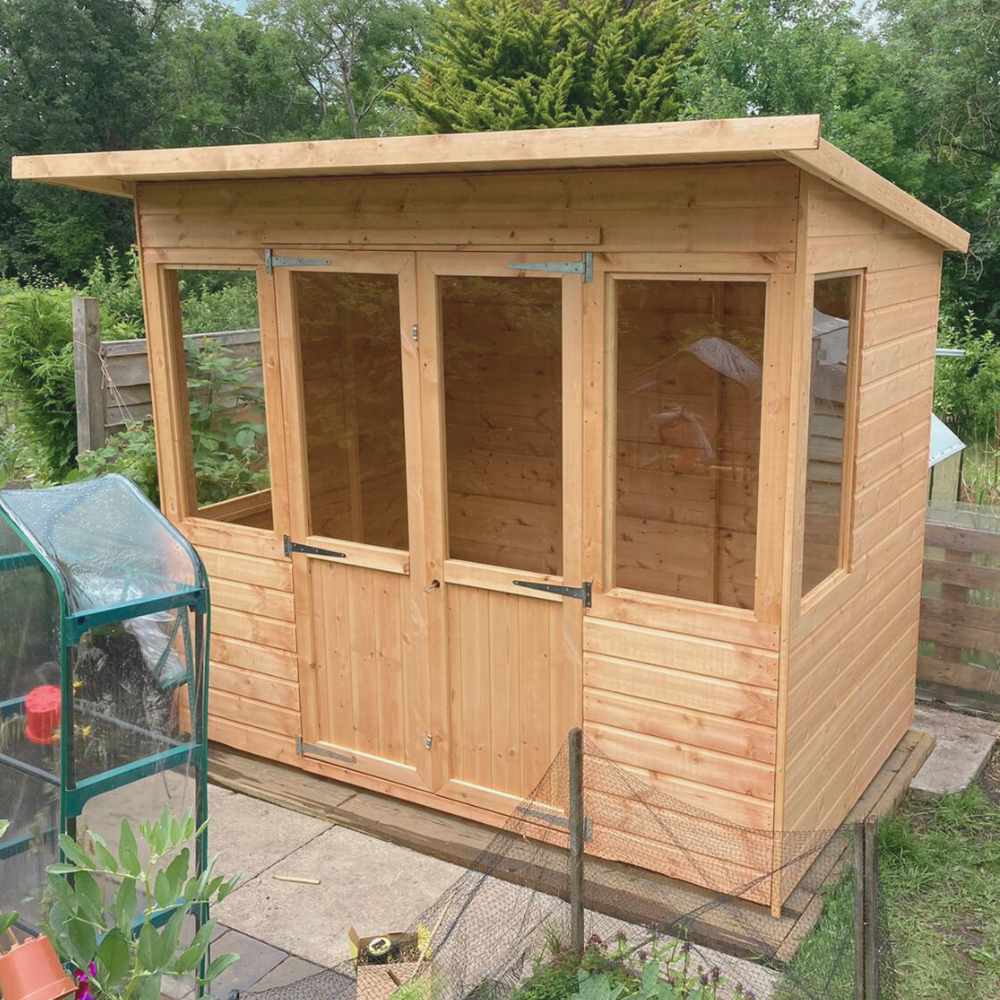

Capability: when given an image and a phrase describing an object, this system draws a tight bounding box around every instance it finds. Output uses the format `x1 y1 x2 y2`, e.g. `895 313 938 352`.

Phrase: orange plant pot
0 936 76 1000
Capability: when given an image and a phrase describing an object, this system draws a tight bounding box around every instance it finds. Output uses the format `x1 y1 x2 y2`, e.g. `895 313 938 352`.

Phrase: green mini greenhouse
0 474 210 933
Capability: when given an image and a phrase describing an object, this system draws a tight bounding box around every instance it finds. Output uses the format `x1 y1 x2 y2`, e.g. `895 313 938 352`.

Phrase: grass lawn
788 747 1000 999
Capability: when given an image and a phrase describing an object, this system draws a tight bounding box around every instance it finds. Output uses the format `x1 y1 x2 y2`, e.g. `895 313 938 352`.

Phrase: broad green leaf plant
0 819 20 938
42 810 240 1000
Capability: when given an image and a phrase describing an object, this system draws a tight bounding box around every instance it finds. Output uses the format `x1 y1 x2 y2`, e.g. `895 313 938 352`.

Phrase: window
612 278 766 610
293 271 408 549
171 269 272 529
799 273 861 597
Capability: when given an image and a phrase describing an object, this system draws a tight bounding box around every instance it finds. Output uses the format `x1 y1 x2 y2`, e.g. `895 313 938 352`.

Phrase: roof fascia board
781 139 969 253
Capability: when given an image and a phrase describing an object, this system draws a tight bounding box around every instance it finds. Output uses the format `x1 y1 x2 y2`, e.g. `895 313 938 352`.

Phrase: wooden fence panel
72 295 262 449
919 502 1000 710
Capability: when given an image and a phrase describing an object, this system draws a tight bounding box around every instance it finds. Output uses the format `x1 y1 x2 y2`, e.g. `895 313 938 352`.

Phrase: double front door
273 251 584 812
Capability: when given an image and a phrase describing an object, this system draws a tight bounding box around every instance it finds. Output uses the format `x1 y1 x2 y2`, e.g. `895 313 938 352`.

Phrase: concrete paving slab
912 705 1000 796
215 825 464 968
208 788 333 883
211 929 288 997
251 956 326 992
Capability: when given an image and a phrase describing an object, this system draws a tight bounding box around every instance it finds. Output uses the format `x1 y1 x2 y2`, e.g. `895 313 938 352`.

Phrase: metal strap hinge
265 248 332 274
516 804 593 842
512 579 592 607
508 252 593 283
297 736 357 766
284 535 347 560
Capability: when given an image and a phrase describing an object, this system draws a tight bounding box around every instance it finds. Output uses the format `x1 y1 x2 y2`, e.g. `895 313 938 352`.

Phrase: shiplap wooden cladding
14 117 968 916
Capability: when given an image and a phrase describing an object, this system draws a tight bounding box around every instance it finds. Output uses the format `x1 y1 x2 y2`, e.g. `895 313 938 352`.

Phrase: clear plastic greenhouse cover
0 474 199 613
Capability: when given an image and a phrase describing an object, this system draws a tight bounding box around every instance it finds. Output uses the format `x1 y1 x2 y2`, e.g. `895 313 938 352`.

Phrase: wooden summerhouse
13 116 969 915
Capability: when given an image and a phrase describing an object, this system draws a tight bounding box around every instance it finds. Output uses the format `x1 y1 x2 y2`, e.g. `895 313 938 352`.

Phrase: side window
799 273 862 597
612 278 766 610
167 268 273 529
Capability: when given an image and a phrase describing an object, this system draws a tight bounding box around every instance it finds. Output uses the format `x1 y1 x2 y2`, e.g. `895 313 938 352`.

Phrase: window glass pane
614 279 765 609
176 269 271 528
441 276 562 575
294 271 408 549
801 275 858 595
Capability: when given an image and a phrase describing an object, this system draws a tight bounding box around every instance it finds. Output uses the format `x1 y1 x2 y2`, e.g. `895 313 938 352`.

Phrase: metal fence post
568 727 585 957
72 296 104 453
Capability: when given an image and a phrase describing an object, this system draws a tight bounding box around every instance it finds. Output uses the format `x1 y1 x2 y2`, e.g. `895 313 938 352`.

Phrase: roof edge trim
782 140 969 253
11 115 822 195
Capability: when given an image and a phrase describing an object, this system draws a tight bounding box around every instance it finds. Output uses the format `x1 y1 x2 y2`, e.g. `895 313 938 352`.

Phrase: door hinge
423 733 433 750
297 736 357 765
284 535 347 560
264 248 332 275
509 252 593 283
409 324 419 342
516 804 592 842
512 579 592 608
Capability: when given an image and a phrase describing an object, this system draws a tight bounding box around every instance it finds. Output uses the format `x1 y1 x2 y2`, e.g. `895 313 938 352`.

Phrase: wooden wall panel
137 163 800 254
196 539 303 750
583 617 777 834
780 176 943 848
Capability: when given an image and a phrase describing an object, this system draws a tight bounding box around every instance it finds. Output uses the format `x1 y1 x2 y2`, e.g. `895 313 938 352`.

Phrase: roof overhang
11 114 970 252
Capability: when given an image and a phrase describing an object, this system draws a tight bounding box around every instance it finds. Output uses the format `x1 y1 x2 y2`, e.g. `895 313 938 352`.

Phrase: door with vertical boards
274 251 434 790
275 249 586 810
417 253 586 814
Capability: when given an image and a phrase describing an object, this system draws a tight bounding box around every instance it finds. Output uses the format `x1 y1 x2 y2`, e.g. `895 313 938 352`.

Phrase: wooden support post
568 726 585 957
72 297 104 453
853 822 865 1000
863 816 881 1000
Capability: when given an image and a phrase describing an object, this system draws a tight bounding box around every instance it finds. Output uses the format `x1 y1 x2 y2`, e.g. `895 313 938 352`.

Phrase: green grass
787 784 1000 999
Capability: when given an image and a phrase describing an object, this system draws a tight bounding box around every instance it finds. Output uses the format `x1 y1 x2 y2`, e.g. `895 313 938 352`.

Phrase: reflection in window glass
174 269 272 528
800 275 859 596
294 271 408 549
614 279 766 610
441 276 563 575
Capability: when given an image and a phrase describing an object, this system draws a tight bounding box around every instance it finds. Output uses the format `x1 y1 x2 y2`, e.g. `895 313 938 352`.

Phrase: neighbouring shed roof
929 414 966 469
11 115 970 252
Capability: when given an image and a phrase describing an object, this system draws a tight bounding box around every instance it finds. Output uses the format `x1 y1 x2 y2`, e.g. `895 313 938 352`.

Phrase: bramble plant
42 810 240 1000
76 337 269 505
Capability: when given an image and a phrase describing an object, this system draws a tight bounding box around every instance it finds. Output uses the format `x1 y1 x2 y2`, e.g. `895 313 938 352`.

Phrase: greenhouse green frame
0 474 211 942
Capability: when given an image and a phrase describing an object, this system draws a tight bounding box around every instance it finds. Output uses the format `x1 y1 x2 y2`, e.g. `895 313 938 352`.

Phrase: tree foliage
396 0 710 132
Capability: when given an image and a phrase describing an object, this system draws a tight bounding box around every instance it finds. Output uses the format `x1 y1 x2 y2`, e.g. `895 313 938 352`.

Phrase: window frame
591 265 783 636
798 269 865 612
153 255 281 536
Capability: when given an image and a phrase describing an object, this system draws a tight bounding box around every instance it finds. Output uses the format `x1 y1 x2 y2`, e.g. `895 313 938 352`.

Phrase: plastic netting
238 735 897 1000
0 475 199 613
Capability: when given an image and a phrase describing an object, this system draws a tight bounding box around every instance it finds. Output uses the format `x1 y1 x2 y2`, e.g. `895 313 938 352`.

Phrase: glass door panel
294 270 408 549
439 275 563 575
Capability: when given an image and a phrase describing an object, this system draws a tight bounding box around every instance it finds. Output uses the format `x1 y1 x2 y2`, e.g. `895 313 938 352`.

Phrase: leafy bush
178 272 259 335
934 309 1000 443
0 286 78 481
44 810 239 1000
82 247 146 339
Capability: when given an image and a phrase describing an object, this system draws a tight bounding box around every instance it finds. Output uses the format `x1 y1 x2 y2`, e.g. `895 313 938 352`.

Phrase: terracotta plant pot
0 935 76 1000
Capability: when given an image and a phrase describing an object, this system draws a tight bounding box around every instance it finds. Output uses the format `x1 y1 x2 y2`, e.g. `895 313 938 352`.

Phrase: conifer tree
395 0 710 133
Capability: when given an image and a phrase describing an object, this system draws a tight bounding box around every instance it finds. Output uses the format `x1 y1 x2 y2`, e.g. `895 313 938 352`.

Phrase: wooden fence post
568 727 585 957
863 816 881 1000
854 821 865 1000
72 297 104 453
854 817 881 999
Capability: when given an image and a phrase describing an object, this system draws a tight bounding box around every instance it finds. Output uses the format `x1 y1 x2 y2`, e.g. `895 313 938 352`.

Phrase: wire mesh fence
235 731 898 1000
